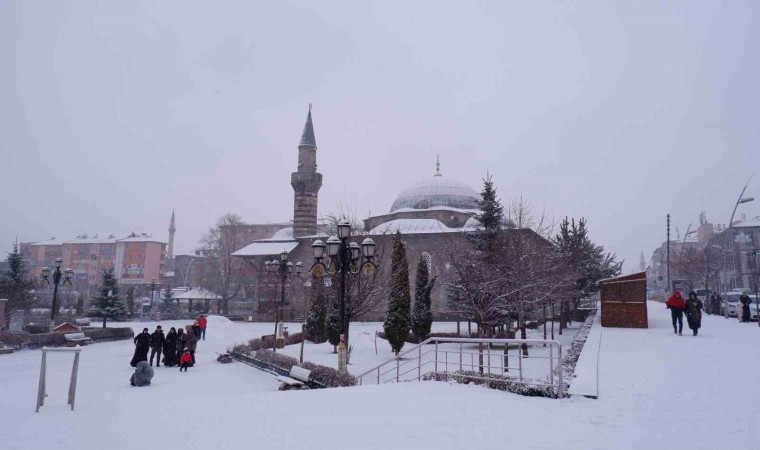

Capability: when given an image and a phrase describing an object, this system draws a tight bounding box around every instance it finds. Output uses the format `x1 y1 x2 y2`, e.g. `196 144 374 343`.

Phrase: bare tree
197 213 247 315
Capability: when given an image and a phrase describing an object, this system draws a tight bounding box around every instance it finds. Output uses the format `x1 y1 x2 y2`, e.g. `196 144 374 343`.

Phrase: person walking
666 290 686 336
684 292 704 336
709 293 721 316
130 328 151 367
163 327 178 367
149 326 165 367
191 320 202 340
179 349 193 372
176 328 186 364
739 293 752 323
198 315 208 341
184 330 198 365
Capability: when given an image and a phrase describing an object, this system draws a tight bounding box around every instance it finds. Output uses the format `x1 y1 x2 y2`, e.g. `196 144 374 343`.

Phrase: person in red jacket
179 349 193 372
198 315 208 341
666 290 686 335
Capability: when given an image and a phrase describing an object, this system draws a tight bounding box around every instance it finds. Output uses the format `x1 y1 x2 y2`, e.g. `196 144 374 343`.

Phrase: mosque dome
390 174 480 213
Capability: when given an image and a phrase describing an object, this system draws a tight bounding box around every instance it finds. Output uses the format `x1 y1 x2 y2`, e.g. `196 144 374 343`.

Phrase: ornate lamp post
41 258 73 328
263 250 303 352
723 181 754 318
309 220 377 354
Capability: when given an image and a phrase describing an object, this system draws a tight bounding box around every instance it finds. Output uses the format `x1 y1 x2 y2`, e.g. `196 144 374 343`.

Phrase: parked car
720 292 760 320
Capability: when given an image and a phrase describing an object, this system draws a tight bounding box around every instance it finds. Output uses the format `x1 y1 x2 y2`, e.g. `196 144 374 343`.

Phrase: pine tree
159 285 177 316
94 269 128 328
384 231 411 355
470 174 506 257
125 286 136 317
476 173 504 232
325 291 341 352
0 243 36 329
304 277 328 343
411 254 436 342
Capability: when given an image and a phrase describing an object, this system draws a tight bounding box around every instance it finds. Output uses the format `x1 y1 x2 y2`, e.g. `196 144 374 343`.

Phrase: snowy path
1 307 759 450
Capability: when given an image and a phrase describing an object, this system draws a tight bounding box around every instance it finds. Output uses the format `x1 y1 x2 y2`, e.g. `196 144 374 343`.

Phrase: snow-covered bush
0 331 31 349
300 361 357 388
423 371 560 398
82 327 134 342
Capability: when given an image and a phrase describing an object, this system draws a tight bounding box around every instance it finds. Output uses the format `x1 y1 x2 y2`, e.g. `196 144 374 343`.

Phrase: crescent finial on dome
435 154 442 177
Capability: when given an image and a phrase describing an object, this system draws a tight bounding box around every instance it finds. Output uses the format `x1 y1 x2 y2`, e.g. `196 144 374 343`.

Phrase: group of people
666 291 703 336
129 315 208 386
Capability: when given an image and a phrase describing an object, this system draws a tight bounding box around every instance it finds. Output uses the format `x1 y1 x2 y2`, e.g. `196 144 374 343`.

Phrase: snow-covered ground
1 305 759 450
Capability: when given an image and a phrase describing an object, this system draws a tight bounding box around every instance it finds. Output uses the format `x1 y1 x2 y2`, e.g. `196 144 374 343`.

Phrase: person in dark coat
175 328 186 364
684 292 704 336
709 294 721 316
130 360 154 386
191 321 202 340
149 326 165 367
739 293 752 323
162 327 178 367
184 332 198 365
666 291 686 335
130 328 151 367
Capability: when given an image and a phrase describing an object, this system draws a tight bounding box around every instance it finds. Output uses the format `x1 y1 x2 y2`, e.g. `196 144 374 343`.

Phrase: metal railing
357 337 563 396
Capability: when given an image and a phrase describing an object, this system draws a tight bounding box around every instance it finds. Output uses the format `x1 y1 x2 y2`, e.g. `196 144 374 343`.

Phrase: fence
357 337 563 396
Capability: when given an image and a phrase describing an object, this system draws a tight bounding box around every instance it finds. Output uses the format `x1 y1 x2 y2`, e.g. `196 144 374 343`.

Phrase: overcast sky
1 0 758 272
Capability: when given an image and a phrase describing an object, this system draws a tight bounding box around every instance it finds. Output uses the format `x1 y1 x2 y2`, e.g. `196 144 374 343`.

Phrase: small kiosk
599 271 648 328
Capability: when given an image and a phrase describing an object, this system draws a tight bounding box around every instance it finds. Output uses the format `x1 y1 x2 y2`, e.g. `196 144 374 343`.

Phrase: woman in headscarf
684 292 704 336
175 327 186 364
162 327 178 367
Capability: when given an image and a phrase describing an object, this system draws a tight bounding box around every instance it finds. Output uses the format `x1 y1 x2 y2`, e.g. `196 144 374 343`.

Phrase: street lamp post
723 180 754 318
309 220 377 354
263 251 303 352
41 258 73 329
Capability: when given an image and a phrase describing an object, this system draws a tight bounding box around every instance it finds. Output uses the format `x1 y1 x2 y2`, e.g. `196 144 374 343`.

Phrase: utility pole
666 214 671 291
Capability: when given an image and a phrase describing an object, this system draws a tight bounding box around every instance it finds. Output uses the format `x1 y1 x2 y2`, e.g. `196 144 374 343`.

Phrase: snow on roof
64 237 118 245
231 240 299 257
117 236 168 244
734 216 760 228
28 238 69 246
174 287 222 300
369 219 456 235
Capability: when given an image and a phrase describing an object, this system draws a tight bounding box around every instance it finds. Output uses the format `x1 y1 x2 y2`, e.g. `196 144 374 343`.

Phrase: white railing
357 337 563 396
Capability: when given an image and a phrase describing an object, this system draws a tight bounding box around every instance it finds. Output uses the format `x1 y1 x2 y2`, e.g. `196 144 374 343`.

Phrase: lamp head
337 220 351 239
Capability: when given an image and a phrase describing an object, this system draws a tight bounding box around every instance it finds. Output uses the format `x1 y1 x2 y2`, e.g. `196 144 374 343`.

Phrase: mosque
232 108 483 319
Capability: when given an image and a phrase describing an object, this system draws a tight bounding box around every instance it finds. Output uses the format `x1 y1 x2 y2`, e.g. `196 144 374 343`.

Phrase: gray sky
1 0 758 272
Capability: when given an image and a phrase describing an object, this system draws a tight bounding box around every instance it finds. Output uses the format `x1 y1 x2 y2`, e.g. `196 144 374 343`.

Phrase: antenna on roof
434 154 442 177
309 102 312 112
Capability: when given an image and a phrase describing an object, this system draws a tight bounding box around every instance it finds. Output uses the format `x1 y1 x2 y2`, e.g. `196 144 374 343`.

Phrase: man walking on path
198 315 207 341
149 326 165 367
666 291 686 336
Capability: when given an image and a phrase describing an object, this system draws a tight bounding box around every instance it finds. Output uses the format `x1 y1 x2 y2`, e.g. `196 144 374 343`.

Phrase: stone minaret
291 106 323 237
168 209 176 259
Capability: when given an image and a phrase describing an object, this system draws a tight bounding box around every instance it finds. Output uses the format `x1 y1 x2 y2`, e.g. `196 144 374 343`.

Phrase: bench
276 366 312 390
64 333 92 346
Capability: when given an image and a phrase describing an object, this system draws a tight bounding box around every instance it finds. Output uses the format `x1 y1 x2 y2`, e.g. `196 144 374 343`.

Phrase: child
179 349 193 372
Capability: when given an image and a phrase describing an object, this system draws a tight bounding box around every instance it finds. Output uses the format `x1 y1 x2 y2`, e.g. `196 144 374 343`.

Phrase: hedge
423 371 560 398
230 340 357 388
0 327 134 349
83 327 134 342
